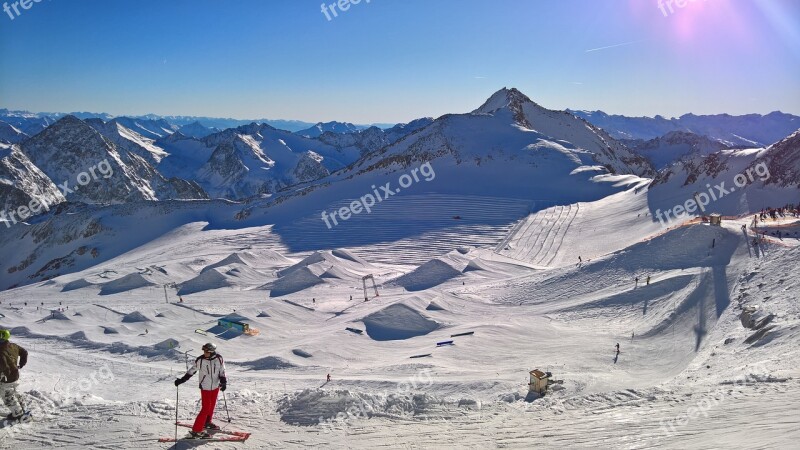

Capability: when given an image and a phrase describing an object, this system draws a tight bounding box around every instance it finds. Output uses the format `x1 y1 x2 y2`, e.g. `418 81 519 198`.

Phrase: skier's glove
219 376 227 392
174 374 191 386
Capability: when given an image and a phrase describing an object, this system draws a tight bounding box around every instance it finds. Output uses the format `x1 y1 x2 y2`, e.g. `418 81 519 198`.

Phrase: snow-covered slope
0 120 28 144
85 118 169 165
177 121 219 139
648 141 798 218
0 187 797 448
192 123 358 199
749 130 800 187
107 117 178 140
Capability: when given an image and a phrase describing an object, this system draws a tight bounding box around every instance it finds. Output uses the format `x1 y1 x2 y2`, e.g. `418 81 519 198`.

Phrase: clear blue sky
1 0 798 123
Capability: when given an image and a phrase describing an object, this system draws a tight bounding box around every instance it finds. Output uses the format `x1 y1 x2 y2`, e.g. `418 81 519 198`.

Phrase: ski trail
545 202 580 267
529 205 567 264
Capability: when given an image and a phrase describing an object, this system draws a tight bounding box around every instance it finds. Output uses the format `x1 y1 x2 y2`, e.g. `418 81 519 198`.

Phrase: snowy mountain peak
295 121 360 138
177 121 218 139
473 87 536 115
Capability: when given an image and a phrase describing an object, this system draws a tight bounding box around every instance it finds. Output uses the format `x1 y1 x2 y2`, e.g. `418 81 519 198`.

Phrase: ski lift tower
362 274 379 301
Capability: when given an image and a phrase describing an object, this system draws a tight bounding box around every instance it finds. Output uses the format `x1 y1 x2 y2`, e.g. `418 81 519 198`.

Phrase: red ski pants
192 388 220 432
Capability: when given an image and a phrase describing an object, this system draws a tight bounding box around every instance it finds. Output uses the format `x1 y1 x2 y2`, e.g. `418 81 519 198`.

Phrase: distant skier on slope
615 343 620 353
174 343 227 439
0 329 29 422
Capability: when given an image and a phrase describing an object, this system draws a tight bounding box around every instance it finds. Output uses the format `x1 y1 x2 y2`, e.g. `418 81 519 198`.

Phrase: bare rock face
0 144 65 216
293 151 330 183
21 115 207 204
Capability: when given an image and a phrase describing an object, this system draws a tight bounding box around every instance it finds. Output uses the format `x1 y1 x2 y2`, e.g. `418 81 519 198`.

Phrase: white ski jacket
182 353 226 390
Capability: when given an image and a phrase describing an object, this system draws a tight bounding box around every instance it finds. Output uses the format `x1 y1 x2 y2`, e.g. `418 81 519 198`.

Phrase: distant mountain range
570 110 800 147
3 88 800 289
0 108 395 135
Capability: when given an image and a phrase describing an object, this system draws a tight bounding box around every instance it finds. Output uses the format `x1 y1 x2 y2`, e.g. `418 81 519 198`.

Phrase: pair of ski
158 422 250 443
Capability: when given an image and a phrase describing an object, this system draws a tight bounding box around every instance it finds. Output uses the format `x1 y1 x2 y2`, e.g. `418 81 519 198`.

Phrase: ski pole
222 391 231 422
175 385 179 445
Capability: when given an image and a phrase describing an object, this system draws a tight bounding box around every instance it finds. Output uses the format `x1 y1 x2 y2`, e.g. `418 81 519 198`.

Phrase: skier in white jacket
175 343 227 439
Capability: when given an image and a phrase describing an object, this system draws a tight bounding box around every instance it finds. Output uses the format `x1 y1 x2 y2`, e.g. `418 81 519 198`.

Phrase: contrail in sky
585 40 643 53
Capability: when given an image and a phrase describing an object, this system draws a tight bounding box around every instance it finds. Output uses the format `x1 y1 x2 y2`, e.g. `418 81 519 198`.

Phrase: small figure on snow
174 343 227 439
646 276 651 285
0 329 29 422
615 343 620 353
634 277 639 287
327 373 331 382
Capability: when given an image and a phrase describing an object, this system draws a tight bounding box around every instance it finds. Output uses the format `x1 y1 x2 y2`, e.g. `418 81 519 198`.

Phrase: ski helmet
0 329 10 341
202 342 217 352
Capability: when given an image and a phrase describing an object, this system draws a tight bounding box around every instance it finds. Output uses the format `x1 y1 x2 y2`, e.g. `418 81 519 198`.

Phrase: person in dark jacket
0 329 28 421
174 343 227 439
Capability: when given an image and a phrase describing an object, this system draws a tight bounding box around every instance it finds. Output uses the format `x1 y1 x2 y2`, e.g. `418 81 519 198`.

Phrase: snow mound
263 267 325 297
426 301 446 311
155 310 179 319
463 259 488 272
201 253 252 272
154 338 180 350
178 268 231 295
47 310 70 320
330 248 368 264
292 349 313 358
362 304 440 341
319 265 360 279
183 260 270 295
393 258 464 291
100 273 156 295
68 331 88 340
101 326 119 335
61 278 95 292
121 311 151 323
201 250 289 272
220 313 250 323
277 388 447 425
257 311 271 318
240 356 297 370
277 249 371 279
